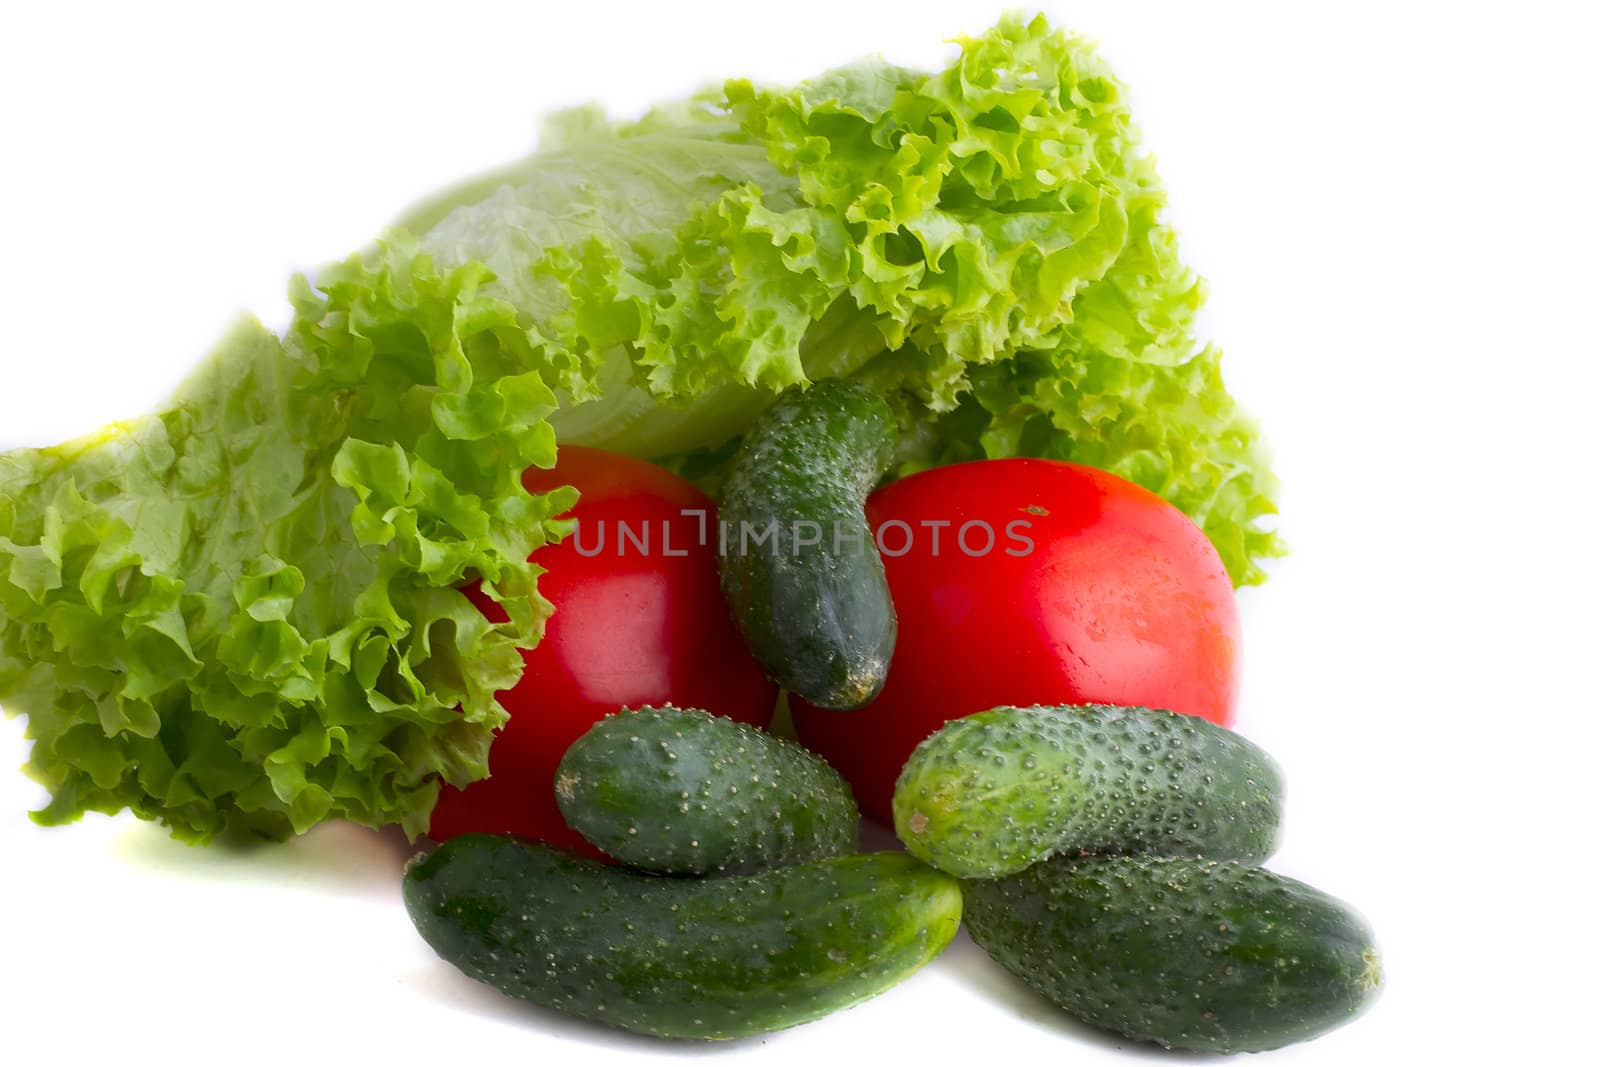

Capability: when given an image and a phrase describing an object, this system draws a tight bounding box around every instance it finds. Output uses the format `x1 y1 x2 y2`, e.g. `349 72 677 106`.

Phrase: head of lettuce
0 15 1280 843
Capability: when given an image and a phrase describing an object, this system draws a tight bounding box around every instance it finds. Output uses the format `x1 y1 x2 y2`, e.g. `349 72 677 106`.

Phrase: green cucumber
893 704 1282 878
963 854 1381 1053
403 835 962 1040
718 380 897 710
554 705 858 875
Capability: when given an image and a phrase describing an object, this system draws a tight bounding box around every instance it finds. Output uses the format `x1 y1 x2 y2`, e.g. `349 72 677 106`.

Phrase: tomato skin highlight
428 447 777 851
791 458 1240 823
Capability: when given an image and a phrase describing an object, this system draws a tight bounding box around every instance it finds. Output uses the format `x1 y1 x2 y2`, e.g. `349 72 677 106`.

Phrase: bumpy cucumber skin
963 855 1381 1053
554 706 859 875
718 380 897 710
893 704 1282 878
403 836 963 1040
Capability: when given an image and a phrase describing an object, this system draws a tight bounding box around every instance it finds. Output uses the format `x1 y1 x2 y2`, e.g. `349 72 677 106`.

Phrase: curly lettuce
0 14 1280 843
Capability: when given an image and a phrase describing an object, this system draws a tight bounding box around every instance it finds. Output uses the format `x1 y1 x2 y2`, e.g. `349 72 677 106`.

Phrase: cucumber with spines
554 705 858 875
403 835 962 1040
963 854 1382 1053
893 703 1282 878
717 380 897 710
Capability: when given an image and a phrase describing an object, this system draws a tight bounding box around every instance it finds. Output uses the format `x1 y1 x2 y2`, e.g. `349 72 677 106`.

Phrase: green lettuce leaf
1 282 570 841
0 14 1280 842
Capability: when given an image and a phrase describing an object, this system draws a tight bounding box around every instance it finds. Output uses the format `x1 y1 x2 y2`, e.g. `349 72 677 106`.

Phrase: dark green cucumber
963 855 1381 1053
718 380 897 710
554 705 858 875
403 835 962 1040
893 704 1282 878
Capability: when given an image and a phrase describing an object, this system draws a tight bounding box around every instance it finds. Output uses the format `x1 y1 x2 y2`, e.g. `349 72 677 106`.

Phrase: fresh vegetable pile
0 13 1278 843
0 12 1379 1058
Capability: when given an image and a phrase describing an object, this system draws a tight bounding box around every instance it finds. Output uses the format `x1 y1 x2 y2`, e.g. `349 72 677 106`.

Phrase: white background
3 1 1598 1063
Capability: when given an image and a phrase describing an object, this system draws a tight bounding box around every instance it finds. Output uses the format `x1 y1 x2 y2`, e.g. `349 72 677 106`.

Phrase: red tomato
429 447 777 851
791 458 1240 823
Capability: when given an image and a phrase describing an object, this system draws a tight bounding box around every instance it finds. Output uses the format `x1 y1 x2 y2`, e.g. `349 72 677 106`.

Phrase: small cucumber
403 835 962 1040
963 854 1381 1053
554 705 859 875
718 380 897 710
893 704 1282 878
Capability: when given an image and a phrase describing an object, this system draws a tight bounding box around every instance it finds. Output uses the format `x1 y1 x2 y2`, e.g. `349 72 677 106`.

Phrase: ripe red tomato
791 458 1240 823
429 447 777 851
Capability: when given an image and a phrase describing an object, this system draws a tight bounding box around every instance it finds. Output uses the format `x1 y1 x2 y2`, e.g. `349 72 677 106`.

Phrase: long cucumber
963 854 1381 1052
403 835 962 1039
